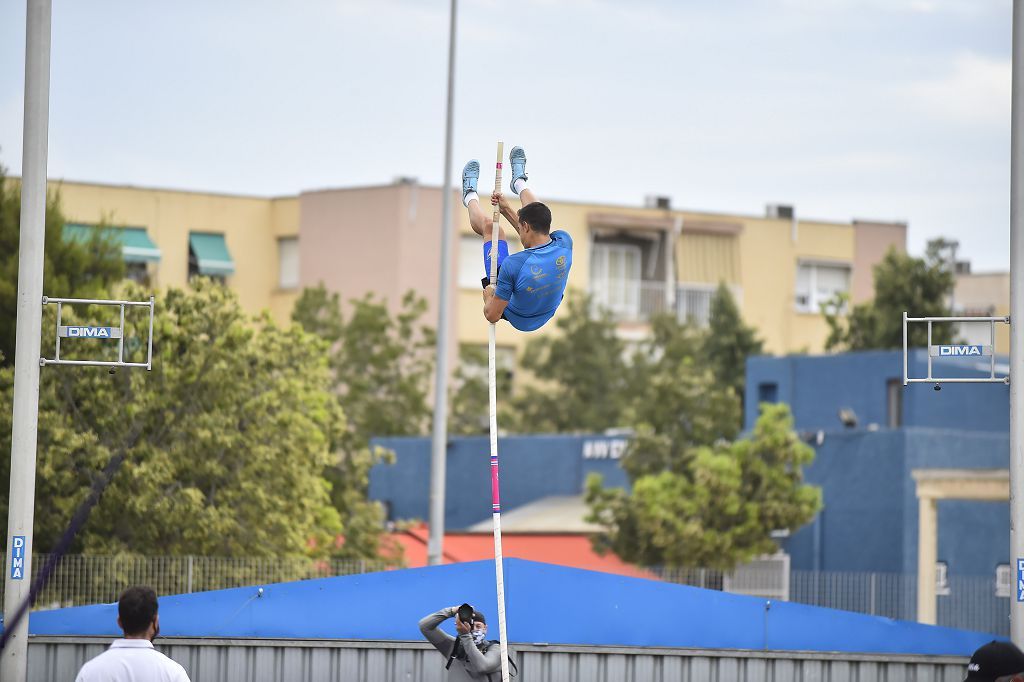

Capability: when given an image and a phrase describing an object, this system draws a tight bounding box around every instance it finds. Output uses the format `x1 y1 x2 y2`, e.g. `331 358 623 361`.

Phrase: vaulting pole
488 141 511 682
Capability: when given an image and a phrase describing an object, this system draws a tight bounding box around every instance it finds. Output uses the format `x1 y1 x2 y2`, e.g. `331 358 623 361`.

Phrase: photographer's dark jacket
419 607 502 680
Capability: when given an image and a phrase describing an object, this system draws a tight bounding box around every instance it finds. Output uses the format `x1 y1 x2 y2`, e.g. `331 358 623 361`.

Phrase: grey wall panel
27 637 969 682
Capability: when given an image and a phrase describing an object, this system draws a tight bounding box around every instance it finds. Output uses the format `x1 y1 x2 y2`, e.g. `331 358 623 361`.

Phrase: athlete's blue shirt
494 231 573 332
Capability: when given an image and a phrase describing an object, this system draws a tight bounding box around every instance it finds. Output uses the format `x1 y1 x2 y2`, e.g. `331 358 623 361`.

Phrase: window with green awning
188 232 235 277
63 224 161 264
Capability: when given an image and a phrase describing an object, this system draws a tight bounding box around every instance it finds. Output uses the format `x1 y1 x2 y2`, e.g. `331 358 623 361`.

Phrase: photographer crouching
419 603 503 680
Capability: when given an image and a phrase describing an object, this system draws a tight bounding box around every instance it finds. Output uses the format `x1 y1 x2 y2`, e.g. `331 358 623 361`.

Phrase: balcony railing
590 280 722 326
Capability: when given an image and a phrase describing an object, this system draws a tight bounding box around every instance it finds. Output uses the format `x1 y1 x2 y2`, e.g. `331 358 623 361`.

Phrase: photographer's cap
472 611 486 624
965 641 1024 681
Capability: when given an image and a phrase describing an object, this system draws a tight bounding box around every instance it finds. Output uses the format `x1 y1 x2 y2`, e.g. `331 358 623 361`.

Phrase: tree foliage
0 165 125 365
0 281 348 558
621 313 741 481
825 242 956 351
292 285 435 555
504 292 631 433
704 283 764 403
448 344 514 436
586 403 821 570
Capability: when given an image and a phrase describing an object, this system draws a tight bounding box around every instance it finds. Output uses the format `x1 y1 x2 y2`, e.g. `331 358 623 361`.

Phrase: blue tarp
14 559 997 655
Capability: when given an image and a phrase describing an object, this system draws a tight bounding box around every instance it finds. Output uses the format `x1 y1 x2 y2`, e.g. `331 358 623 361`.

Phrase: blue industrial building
371 433 631 531
745 349 1010 579
371 350 1010 597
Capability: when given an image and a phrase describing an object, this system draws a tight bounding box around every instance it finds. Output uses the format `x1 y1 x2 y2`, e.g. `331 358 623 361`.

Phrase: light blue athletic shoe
509 146 527 195
462 160 480 202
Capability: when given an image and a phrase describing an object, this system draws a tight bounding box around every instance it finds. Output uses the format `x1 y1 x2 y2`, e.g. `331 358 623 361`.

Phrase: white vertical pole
427 0 458 567
2 1 52 679
488 142 510 682
1010 0 1024 647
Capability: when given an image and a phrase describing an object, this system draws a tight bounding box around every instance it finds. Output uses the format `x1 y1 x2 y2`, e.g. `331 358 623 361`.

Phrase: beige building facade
24 177 908 377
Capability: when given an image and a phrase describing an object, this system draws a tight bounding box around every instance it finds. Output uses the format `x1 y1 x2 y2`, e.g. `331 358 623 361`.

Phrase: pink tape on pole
496 163 503 168
491 458 500 511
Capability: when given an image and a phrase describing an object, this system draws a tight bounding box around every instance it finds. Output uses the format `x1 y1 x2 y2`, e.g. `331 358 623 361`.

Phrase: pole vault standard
487 141 511 682
3 2 52 680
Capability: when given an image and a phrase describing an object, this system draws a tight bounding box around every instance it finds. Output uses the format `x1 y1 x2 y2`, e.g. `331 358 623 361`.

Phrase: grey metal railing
655 566 1008 636
2 554 392 610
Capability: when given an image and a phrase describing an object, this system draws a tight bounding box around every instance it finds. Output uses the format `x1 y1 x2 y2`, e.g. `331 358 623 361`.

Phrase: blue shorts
480 240 509 288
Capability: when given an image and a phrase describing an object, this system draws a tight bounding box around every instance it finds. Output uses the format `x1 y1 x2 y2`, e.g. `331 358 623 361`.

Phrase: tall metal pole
3 1 52 679
428 0 458 567
1011 0 1024 647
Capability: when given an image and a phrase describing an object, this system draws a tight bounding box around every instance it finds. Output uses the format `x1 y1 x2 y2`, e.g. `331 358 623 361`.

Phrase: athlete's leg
467 197 506 241
519 186 539 207
463 159 506 240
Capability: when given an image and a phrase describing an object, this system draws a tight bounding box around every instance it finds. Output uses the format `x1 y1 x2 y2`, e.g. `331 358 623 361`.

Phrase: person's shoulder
550 230 573 248
501 250 531 273
153 650 190 680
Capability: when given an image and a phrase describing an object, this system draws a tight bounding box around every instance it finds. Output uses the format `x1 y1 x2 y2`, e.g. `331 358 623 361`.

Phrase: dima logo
67 327 111 338
938 345 982 356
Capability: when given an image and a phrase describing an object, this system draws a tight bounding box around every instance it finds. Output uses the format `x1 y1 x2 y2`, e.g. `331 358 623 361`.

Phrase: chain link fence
1 554 392 611
654 566 1009 637
1 554 1010 637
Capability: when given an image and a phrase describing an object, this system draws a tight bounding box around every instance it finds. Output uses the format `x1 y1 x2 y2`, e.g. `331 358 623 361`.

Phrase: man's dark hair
518 202 551 234
119 586 158 635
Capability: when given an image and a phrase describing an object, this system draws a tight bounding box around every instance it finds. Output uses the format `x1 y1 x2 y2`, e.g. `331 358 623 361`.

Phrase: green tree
704 283 764 407
0 280 347 558
621 313 741 481
586 403 821 570
0 164 125 365
449 344 513 435
824 242 956 351
505 292 630 433
292 285 435 556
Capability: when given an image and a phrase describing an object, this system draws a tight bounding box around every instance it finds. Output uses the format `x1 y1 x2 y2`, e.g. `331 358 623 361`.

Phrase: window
758 382 778 404
125 262 150 285
188 232 234 282
996 564 1012 598
676 284 715 327
935 561 950 596
795 262 850 313
886 379 902 429
591 243 642 318
278 237 299 289
459 235 485 289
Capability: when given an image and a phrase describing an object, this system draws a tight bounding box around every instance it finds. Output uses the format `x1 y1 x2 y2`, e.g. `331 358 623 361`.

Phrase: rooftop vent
766 204 795 220
644 195 671 210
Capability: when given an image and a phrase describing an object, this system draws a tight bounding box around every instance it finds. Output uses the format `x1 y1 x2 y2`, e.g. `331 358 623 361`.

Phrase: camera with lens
457 603 475 626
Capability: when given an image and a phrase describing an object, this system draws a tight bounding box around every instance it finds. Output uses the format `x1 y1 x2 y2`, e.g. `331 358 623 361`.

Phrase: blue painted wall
15 559 1001 653
745 350 1009 434
785 428 1009 578
371 434 631 529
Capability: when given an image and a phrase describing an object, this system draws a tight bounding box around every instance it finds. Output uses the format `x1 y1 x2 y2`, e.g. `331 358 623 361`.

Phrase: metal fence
654 566 1009 637
2 554 392 611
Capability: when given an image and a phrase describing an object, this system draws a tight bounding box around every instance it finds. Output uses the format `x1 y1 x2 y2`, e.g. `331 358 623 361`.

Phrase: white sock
463 191 478 208
513 178 528 195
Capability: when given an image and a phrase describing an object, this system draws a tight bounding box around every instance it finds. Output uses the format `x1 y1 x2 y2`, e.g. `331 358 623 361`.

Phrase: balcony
589 280 721 327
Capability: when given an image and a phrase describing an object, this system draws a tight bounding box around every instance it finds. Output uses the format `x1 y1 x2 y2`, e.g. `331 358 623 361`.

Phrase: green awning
189 232 235 276
64 223 161 264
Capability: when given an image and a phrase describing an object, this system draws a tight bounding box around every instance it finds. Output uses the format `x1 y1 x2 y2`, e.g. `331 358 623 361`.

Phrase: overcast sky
0 0 1013 270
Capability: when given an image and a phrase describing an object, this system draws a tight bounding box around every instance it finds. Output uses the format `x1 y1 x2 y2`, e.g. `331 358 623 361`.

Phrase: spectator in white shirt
75 585 190 682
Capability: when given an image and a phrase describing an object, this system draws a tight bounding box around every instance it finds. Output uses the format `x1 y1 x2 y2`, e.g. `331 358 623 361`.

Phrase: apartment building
25 177 906 376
